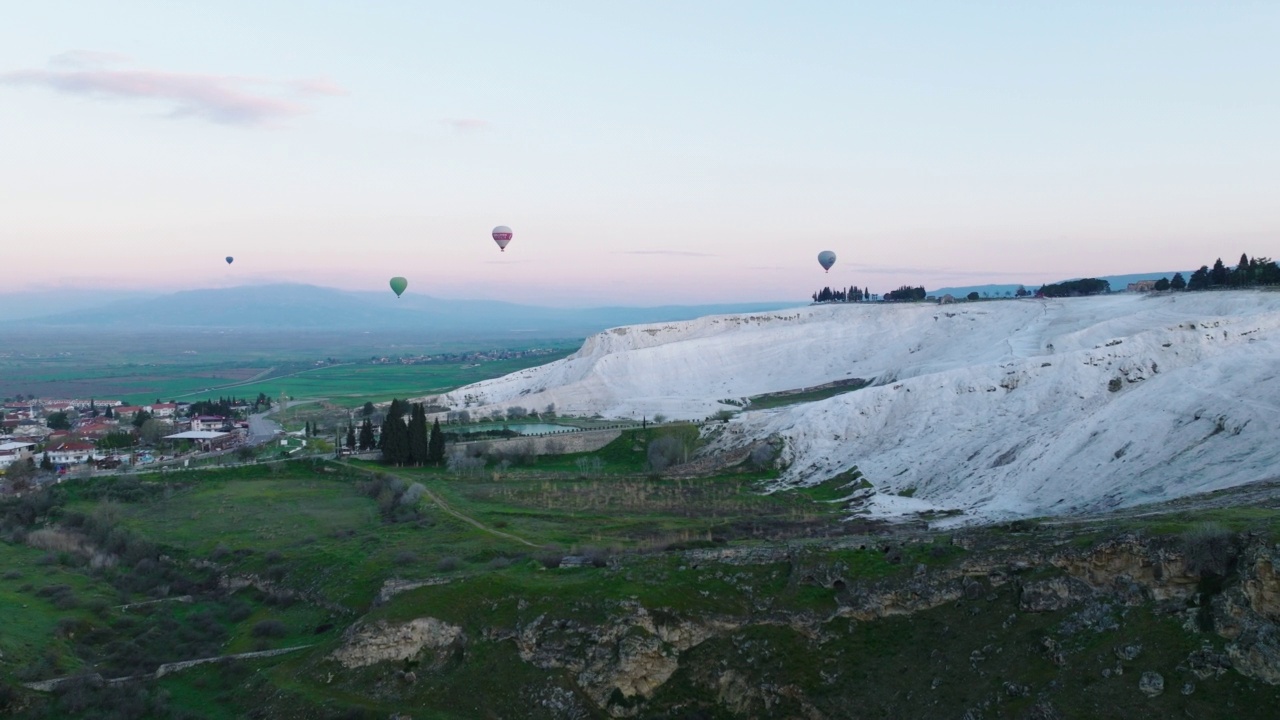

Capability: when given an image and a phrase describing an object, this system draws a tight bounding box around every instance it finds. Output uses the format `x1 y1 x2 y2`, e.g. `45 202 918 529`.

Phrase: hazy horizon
2 3 1277 304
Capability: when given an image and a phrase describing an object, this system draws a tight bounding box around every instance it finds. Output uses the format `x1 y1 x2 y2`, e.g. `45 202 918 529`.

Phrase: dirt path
335 461 538 547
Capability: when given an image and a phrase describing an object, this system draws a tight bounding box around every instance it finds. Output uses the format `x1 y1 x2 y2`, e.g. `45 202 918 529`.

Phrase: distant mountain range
929 271 1192 299
0 284 804 339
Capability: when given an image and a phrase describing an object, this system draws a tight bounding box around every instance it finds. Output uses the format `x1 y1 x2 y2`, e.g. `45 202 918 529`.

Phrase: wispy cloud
618 250 717 257
444 118 490 132
48 50 131 70
851 265 1033 278
0 52 343 126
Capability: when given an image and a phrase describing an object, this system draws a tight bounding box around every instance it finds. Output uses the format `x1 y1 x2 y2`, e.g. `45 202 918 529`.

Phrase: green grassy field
210 356 573 408
7 442 1280 718
1 333 577 406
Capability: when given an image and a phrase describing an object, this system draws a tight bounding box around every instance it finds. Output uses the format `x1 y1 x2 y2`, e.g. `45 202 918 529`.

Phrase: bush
536 551 563 569
436 556 461 573
251 619 288 638
646 436 684 472
1182 522 1236 578
393 550 419 565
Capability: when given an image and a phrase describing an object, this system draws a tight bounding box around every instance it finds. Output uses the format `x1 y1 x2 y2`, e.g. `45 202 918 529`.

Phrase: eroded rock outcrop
514 602 744 717
330 617 465 669
1215 544 1280 684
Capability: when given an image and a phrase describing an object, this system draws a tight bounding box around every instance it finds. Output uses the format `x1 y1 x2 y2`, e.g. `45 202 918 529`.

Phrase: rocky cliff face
325 532 1280 718
330 618 465 669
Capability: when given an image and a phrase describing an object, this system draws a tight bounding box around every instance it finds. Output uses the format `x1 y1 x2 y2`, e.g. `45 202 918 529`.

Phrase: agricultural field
218 357 574 409
0 330 577 406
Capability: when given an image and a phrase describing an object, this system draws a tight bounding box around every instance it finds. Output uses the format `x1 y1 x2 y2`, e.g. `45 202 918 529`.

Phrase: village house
0 441 36 470
191 415 229 432
150 402 178 418
75 419 120 439
1127 280 1158 292
46 441 100 465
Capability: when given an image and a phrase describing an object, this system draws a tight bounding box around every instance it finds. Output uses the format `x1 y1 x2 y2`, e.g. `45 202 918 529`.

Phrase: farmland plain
0 329 577 406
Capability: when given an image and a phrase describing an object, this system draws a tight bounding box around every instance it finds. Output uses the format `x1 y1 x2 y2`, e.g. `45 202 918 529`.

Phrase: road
247 399 321 446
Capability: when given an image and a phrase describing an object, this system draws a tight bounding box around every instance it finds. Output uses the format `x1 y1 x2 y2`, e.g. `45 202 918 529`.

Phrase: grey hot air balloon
817 251 836 273
492 225 513 252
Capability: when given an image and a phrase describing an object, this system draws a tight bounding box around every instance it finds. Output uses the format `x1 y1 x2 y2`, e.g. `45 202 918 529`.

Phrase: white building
0 441 35 470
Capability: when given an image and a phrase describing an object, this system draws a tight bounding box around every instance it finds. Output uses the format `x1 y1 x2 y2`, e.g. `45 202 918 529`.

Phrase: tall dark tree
46 412 71 430
380 399 411 465
1187 266 1211 291
1256 257 1280 285
1234 253 1251 285
408 403 430 466
428 418 446 466
358 418 375 451
105 406 114 418
345 425 356 450
1210 258 1229 286
1170 272 1187 290
1154 277 1170 291
362 401 376 417
89 399 98 418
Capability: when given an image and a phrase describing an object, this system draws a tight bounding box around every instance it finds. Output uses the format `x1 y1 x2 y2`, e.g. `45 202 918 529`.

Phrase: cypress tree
1170 272 1186 290
1210 258 1228 286
380 399 411 465
428 418 445 465
408 403 430 466
359 419 375 451
345 425 356 450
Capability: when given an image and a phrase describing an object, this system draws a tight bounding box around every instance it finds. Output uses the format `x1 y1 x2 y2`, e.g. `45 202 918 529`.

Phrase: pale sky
2 2 1277 305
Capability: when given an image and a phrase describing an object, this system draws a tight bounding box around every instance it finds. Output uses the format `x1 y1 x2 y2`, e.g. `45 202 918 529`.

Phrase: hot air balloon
225 256 234 265
492 225 513 252
389 277 408 298
817 251 836 273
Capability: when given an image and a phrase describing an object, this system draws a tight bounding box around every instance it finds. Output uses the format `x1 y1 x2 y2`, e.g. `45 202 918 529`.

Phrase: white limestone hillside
430 291 1280 521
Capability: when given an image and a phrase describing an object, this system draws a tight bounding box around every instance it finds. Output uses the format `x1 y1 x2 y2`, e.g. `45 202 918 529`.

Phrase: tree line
1037 278 1111 298
884 285 927 301
377 399 445 466
812 286 871 303
1164 253 1280 291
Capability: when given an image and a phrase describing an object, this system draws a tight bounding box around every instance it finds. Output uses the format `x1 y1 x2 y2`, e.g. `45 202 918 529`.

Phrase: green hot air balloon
389 277 408 298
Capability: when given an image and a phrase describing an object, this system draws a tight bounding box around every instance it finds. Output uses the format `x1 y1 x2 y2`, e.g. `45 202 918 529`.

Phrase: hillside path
335 461 537 547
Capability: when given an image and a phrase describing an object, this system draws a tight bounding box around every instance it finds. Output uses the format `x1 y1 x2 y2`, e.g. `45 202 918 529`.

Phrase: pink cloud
0 55 344 126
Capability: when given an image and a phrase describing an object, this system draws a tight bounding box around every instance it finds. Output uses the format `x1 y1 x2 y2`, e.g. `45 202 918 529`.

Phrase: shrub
536 547 563 569
225 600 253 622
436 556 461 573
393 550 419 565
400 483 427 506
646 436 684 472
251 620 288 638
1182 522 1236 578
